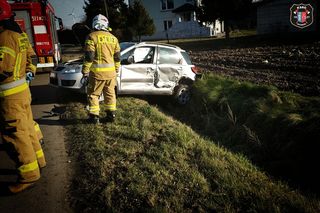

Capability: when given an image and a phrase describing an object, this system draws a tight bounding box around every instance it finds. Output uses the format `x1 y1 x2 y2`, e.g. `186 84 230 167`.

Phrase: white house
128 0 224 40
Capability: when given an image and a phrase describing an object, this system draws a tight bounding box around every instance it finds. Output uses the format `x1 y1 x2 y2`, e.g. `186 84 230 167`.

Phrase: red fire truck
8 0 62 69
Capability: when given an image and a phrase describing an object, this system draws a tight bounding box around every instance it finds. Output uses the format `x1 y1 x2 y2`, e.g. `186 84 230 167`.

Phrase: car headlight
63 69 76 74
63 66 82 74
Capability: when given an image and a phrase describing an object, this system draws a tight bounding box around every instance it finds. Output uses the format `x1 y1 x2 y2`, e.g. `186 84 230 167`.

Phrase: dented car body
50 42 200 104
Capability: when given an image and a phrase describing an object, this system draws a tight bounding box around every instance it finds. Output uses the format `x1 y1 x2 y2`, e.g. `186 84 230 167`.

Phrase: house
128 0 224 40
253 0 318 34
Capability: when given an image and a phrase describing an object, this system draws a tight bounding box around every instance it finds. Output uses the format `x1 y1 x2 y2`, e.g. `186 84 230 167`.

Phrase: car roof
134 42 183 50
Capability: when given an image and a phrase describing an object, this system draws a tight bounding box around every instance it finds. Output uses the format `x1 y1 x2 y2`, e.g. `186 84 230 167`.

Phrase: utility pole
103 0 109 18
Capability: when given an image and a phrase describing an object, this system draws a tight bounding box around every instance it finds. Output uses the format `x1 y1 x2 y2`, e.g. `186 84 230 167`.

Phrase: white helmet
92 14 109 31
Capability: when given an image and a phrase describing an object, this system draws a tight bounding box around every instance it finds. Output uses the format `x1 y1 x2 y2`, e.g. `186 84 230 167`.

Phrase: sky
49 0 86 29
49 0 129 29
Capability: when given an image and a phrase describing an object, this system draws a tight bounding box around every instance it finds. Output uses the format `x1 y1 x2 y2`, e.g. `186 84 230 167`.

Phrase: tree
83 0 129 39
198 0 252 39
127 0 155 41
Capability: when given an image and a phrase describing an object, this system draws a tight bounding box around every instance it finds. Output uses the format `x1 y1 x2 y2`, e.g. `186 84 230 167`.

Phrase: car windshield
181 51 192 65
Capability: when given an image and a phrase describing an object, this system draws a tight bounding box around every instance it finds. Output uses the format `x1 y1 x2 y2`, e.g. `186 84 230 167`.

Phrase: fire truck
8 0 62 69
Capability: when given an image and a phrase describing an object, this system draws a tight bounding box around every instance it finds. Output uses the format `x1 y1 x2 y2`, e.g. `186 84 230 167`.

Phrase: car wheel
173 84 191 105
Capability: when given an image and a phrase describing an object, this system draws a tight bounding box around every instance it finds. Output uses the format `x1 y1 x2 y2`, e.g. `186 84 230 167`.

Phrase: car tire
173 84 191 105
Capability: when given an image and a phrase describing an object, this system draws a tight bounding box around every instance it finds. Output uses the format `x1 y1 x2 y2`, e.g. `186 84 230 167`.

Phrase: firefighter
0 0 45 193
82 14 121 124
9 14 46 157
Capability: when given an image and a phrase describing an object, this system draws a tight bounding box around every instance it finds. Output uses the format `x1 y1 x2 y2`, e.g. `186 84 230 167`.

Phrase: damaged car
50 42 200 105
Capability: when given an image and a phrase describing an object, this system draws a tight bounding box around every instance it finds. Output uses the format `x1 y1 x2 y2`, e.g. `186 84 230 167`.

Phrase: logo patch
290 4 314 29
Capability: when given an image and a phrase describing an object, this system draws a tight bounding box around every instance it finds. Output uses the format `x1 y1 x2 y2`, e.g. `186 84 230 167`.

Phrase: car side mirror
127 55 134 64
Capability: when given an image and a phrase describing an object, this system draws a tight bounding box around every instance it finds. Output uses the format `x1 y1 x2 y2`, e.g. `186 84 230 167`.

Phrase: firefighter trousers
87 76 117 116
0 88 45 183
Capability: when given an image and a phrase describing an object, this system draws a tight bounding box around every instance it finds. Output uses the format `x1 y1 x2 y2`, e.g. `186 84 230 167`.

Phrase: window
121 47 155 64
121 48 134 63
163 20 172 31
182 12 191 21
181 51 192 65
158 47 181 64
161 0 174 10
133 47 155 64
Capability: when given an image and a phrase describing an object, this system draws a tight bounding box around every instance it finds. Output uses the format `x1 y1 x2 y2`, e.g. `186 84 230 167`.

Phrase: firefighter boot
8 183 35 194
105 111 116 123
88 114 100 124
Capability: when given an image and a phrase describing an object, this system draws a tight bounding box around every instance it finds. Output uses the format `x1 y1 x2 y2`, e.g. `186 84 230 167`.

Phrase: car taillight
191 66 200 74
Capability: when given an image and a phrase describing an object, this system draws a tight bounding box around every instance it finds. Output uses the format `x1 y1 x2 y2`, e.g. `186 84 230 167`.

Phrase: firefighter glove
26 72 35 83
81 75 89 86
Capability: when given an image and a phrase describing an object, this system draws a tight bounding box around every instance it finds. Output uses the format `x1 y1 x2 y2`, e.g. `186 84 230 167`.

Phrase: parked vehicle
49 42 200 104
10 0 62 69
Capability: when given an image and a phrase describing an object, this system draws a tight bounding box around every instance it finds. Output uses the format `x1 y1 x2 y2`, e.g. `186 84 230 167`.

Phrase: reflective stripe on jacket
82 30 121 80
0 78 28 97
0 29 36 95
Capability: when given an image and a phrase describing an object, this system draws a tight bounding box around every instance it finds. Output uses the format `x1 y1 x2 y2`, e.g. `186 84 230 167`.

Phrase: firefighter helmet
0 0 12 21
92 14 109 31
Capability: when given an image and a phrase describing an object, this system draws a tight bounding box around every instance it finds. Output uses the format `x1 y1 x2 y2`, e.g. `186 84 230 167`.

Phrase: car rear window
158 47 181 64
181 51 192 65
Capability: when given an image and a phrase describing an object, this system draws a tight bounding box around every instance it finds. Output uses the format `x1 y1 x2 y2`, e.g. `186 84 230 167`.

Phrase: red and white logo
290 4 314 29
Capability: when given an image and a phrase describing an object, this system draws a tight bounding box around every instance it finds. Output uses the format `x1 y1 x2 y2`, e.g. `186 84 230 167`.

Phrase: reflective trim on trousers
36 149 44 159
18 160 39 174
89 105 100 114
105 103 116 111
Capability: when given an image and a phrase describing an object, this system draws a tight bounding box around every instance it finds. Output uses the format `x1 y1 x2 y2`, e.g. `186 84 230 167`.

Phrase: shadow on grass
143 95 320 198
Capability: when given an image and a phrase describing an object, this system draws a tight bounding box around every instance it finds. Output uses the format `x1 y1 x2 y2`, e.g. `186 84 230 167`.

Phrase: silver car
50 42 200 104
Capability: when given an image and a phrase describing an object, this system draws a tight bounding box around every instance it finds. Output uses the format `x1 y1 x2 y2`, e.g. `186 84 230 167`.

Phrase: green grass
164 74 320 195
63 95 320 212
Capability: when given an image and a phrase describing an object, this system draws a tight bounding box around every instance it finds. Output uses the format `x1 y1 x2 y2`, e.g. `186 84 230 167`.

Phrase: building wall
257 0 317 34
129 0 220 40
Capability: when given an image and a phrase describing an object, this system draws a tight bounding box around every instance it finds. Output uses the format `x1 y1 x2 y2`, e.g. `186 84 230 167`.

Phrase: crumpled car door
119 46 156 94
155 46 182 90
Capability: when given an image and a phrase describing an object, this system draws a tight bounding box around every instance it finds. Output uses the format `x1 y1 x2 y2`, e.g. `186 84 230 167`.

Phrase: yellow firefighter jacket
82 30 121 80
0 29 37 97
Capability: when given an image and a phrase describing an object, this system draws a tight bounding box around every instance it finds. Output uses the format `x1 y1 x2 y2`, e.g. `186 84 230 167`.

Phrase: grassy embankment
165 74 320 195
63 74 320 212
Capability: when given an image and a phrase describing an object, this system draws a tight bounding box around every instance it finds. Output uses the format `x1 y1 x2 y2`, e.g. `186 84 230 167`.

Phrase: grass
63 93 320 212
163 74 320 195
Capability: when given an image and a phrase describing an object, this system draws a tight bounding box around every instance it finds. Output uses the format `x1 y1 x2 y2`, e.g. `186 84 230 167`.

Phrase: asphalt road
0 73 72 213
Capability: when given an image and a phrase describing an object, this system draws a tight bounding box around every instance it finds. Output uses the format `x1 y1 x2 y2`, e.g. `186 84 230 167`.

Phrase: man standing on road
0 0 45 193
82 14 121 124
